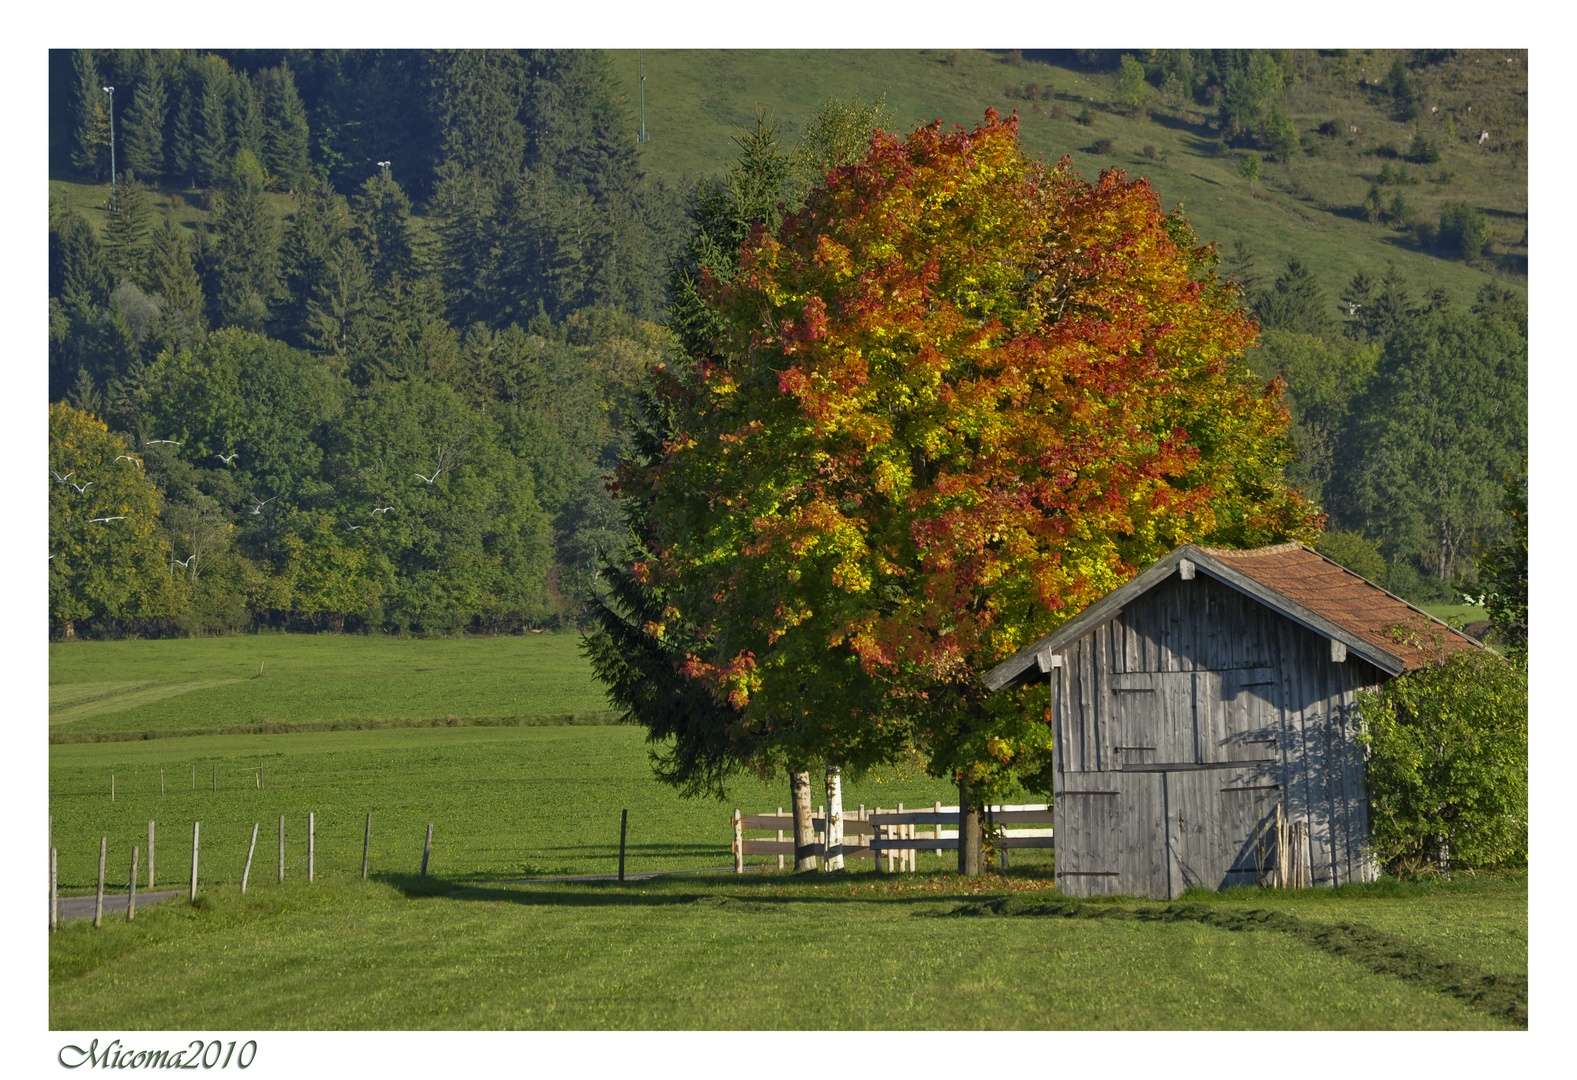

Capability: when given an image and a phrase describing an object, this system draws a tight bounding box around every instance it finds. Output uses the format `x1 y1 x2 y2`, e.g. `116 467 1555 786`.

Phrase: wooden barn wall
1052 572 1382 897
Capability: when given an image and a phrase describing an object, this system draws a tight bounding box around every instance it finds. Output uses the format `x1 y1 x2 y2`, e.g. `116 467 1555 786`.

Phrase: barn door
1163 669 1284 898
1112 671 1199 769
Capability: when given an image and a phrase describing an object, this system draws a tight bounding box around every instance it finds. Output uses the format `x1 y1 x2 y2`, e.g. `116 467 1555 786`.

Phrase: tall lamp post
102 85 116 210
638 54 646 144
377 160 391 182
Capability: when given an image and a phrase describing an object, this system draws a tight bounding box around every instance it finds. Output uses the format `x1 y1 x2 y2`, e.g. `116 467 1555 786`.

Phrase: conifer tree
305 237 374 364
104 171 155 280
50 209 113 317
71 50 112 180
261 61 312 191
143 215 208 353
228 72 266 174
276 181 351 347
121 72 166 183
350 175 418 285
212 174 281 330
194 58 232 188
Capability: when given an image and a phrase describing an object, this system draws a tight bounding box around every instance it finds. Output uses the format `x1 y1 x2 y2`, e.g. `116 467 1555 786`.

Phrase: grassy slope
607 48 1526 308
48 633 612 739
48 872 1524 1030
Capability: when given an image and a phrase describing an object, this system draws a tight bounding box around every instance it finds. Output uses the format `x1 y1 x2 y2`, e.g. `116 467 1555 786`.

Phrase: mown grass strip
944 896 1527 1027
48 711 625 744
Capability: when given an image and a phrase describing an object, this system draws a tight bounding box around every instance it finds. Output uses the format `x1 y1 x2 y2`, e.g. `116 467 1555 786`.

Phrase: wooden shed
982 542 1483 899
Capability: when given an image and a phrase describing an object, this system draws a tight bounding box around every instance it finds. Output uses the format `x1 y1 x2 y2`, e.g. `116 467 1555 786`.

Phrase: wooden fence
732 803 1054 873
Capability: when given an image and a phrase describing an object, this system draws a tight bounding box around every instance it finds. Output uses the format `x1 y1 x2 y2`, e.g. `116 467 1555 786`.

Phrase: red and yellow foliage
625 111 1315 790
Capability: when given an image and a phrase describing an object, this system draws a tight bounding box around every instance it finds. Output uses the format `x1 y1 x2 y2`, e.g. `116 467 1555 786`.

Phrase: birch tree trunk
958 776 983 876
824 764 845 871
791 770 817 873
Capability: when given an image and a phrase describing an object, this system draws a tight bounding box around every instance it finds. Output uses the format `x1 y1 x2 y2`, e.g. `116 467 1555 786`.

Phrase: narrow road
54 890 180 923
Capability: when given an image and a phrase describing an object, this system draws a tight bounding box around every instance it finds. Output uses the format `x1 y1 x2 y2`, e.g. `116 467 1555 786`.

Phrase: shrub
1076 105 1095 126
1358 651 1527 875
1407 131 1441 163
1439 201 1492 260
1142 144 1157 159
944 52 958 67
1050 104 1066 120
1091 137 1114 155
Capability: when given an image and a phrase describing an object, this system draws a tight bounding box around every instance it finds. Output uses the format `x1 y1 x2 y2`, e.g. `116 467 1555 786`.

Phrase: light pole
377 160 391 182
102 86 116 210
638 54 646 144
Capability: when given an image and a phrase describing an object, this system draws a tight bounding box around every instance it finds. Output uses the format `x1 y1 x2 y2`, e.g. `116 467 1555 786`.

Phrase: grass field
47 870 1526 1030
48 636 1527 1030
48 632 613 741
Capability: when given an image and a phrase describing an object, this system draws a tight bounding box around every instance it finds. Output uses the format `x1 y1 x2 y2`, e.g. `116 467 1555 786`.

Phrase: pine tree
228 72 266 174
51 209 114 317
428 49 527 185
430 163 501 329
350 175 418 285
212 175 281 330
104 171 155 280
261 61 312 192
1254 258 1334 335
71 50 112 180
168 56 199 185
275 181 350 347
194 58 231 188
144 215 207 345
121 72 166 183
305 237 374 365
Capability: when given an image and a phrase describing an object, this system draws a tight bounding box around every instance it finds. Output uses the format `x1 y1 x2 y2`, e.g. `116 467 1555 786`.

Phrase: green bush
1358 651 1527 876
1439 201 1493 260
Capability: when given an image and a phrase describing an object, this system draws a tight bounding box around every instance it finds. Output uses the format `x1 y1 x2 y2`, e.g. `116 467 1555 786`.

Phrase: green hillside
607 48 1526 309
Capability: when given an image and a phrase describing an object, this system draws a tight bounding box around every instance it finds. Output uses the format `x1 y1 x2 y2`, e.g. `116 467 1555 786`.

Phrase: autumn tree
49 403 185 637
623 111 1315 872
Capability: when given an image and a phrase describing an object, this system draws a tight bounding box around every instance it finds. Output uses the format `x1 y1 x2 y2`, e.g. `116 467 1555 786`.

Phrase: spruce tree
430 163 501 329
261 61 312 192
1254 258 1335 336
144 215 208 352
51 209 114 317
71 50 111 180
194 58 231 188
104 171 155 280
305 237 374 364
212 174 281 330
350 175 418 285
228 72 266 175
121 73 166 183
276 181 351 347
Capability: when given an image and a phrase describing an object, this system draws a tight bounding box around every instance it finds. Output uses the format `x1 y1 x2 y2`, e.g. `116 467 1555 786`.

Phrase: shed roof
982 542 1485 692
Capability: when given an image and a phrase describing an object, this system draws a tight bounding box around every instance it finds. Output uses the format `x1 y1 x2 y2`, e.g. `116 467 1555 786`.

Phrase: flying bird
346 524 363 531
88 516 126 524
217 453 239 465
70 481 94 494
114 456 143 468
145 439 181 446
372 507 394 514
414 470 442 484
174 555 197 568
249 495 277 515
51 471 73 484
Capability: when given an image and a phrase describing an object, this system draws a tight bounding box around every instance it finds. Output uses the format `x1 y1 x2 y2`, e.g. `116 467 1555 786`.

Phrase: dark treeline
49 48 685 638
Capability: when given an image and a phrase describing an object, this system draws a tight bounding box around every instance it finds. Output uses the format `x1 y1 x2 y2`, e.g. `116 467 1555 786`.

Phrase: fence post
111 773 115 802
421 823 433 877
190 821 200 903
362 813 371 880
308 812 315 883
242 823 259 894
619 809 628 883
160 769 164 797
50 847 58 931
777 807 785 871
732 809 743 874
129 846 139 921
212 763 216 792
934 800 943 857
95 836 106 927
148 820 155 889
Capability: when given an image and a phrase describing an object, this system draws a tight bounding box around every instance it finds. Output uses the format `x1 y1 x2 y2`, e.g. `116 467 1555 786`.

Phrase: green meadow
48 635 1525 1029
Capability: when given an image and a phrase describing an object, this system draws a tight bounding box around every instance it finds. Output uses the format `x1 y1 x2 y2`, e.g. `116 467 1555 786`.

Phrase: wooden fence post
95 836 106 927
732 809 743 874
50 847 58 931
308 812 315 883
111 773 115 802
362 813 371 880
619 809 628 883
212 763 216 792
777 807 785 871
148 820 155 888
242 823 259 894
129 846 139 921
278 816 285 883
160 769 164 797
190 821 200 903
421 823 433 877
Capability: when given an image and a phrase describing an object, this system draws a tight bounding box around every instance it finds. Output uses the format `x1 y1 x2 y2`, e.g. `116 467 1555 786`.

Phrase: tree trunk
958 775 983 876
63 620 76 641
790 770 817 873
824 764 845 871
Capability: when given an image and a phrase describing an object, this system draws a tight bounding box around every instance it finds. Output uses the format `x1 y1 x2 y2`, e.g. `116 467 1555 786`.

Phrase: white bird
346 524 363 531
372 507 394 514
71 481 94 494
249 495 277 515
174 555 196 567
114 456 143 468
88 516 126 524
217 453 239 465
145 439 181 446
52 471 74 484
414 470 442 484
